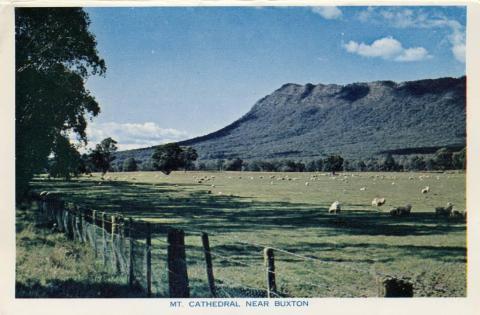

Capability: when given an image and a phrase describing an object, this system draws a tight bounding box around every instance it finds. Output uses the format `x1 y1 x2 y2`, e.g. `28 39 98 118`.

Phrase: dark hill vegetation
114 76 466 166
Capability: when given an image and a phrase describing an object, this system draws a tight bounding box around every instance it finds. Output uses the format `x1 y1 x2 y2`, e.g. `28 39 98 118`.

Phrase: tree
16 8 106 198
225 158 243 171
452 147 466 170
89 138 118 175
408 156 426 171
151 143 184 175
180 147 198 171
356 160 366 171
382 153 397 171
306 161 317 172
323 155 344 175
47 135 82 180
122 157 138 172
434 148 453 170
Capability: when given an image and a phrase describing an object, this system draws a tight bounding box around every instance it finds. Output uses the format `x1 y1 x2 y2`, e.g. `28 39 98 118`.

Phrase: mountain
114 76 466 165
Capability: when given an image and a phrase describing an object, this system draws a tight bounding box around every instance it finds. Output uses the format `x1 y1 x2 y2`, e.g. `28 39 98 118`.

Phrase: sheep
435 202 453 217
390 204 412 217
372 197 386 207
328 201 341 214
421 186 430 194
305 182 309 186
360 187 366 191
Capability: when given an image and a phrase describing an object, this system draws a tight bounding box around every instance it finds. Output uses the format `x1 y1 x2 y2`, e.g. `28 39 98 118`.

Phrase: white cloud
356 7 465 63
312 6 342 20
343 36 431 62
74 121 190 151
395 47 431 62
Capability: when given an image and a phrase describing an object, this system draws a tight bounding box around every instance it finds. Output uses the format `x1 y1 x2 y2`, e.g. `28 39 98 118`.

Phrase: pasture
29 171 466 297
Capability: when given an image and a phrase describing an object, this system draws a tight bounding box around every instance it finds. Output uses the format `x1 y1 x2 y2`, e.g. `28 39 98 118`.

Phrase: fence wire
33 195 458 298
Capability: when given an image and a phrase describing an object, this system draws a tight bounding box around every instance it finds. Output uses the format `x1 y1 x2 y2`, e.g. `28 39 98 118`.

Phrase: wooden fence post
146 222 152 297
111 215 120 273
201 232 216 297
167 228 190 298
71 206 77 241
81 212 86 242
264 248 277 298
102 212 107 267
128 218 135 288
92 210 97 258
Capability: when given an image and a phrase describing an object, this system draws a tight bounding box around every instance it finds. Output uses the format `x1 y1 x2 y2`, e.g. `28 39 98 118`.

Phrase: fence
34 193 416 298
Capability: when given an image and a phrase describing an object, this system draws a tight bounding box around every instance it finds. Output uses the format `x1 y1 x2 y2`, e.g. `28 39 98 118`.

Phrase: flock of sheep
191 172 466 220
328 184 466 219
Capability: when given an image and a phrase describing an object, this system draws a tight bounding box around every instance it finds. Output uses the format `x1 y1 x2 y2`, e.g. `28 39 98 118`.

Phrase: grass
15 207 145 298
26 170 466 297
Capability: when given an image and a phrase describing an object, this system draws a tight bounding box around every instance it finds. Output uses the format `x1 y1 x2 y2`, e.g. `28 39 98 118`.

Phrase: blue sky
83 6 466 150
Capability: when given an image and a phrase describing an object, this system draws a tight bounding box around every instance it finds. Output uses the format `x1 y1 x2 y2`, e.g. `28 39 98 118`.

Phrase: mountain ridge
114 76 466 166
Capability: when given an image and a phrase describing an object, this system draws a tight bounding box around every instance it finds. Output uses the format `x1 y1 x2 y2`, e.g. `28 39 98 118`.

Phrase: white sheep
421 186 430 194
372 197 386 207
360 187 366 191
329 201 341 214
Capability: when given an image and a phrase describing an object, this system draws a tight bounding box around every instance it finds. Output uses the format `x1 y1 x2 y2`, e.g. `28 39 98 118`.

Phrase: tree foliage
47 135 82 180
89 138 118 175
151 143 197 175
16 8 106 197
122 157 138 172
323 155 344 175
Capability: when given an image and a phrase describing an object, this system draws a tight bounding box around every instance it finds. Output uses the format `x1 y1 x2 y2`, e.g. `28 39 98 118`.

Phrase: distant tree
408 156 426 171
247 160 262 172
323 155 344 175
356 160 366 172
48 135 82 180
151 143 184 175
434 148 453 170
452 147 466 170
197 162 207 171
382 153 397 171
216 159 225 171
89 137 118 175
225 158 243 171
314 159 324 172
306 161 317 172
122 157 138 172
180 147 198 171
425 158 435 171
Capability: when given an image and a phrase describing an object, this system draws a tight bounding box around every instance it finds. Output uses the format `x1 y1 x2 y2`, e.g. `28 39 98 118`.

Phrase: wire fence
32 192 454 298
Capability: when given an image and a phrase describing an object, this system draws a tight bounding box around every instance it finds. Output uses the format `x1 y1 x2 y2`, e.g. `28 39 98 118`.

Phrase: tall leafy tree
151 143 184 175
16 8 106 198
89 138 118 175
323 155 344 175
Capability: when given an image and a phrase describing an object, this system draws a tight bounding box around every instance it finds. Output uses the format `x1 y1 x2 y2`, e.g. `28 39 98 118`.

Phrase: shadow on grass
30 178 466 235
30 177 467 262
16 279 148 298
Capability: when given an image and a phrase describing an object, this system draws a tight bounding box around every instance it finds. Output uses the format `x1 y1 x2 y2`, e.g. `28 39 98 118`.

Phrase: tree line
109 146 465 174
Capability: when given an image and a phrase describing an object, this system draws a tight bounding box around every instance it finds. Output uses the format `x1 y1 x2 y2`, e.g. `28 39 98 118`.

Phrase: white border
1 1 478 315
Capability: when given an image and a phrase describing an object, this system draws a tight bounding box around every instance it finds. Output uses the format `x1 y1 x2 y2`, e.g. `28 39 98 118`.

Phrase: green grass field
27 170 466 297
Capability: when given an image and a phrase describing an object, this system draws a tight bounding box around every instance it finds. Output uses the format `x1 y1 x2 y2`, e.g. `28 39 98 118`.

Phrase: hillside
114 76 466 165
